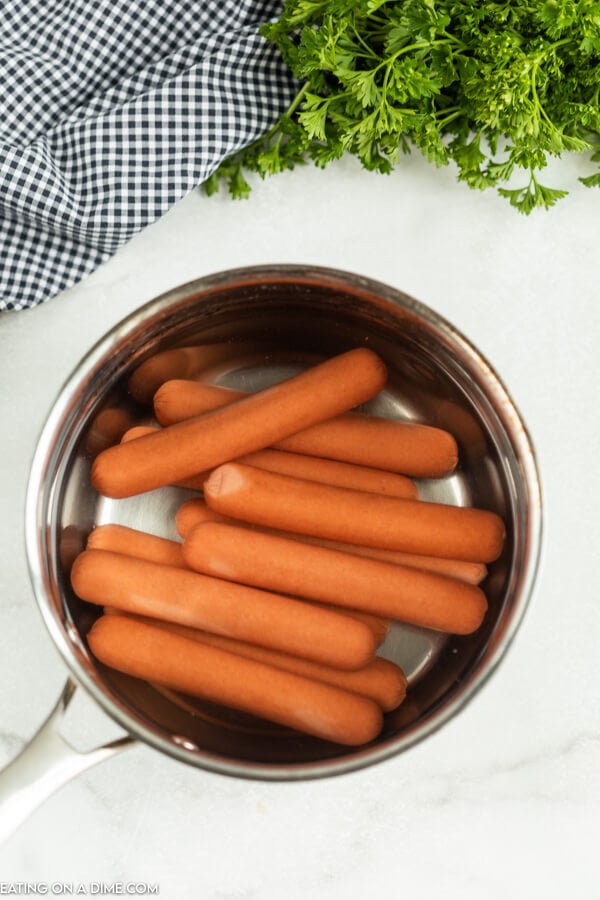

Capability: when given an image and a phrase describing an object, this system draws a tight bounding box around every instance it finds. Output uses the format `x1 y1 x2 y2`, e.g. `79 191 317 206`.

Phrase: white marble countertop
0 154 599 897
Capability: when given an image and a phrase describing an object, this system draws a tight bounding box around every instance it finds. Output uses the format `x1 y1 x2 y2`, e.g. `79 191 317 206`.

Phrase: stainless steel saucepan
0 265 542 842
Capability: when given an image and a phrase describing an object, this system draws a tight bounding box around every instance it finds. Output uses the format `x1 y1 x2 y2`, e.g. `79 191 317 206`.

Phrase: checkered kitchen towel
0 0 296 312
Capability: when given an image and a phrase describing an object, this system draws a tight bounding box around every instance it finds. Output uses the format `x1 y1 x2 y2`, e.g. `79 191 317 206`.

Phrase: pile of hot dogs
71 347 505 746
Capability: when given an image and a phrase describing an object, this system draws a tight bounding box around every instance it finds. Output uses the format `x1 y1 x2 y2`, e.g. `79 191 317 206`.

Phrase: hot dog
153 380 241 421
175 497 487 584
121 425 157 442
204 464 505 563
88 615 384 745
176 498 227 535
102 611 406 711
313 544 487 585
72 550 376 669
120 426 208 491
183 522 488 634
127 343 256 405
154 380 458 477
236 449 418 498
121 426 417 498
87 525 184 568
92 348 388 498
85 407 135 457
311 604 390 646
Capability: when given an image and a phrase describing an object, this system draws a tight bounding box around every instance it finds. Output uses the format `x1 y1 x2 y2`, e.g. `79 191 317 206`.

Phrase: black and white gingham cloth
0 0 296 312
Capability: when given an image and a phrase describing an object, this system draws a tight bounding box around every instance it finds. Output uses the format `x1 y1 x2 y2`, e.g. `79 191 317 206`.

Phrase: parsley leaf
206 0 600 211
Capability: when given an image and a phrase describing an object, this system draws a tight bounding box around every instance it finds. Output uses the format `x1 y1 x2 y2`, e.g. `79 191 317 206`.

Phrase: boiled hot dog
103 611 406 711
92 348 388 498
183 522 488 634
87 524 184 568
121 426 417 498
127 343 255 405
175 497 487 584
204 464 505 563
88 615 383 745
154 380 458 477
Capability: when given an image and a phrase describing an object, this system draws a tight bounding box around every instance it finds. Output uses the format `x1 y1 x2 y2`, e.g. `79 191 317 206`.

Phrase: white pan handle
0 678 135 844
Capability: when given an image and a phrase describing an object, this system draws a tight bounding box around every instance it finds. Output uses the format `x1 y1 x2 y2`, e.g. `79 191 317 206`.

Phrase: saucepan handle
0 677 135 844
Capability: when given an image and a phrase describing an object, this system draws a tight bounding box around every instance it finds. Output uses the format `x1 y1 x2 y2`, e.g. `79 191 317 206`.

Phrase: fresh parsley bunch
206 0 600 212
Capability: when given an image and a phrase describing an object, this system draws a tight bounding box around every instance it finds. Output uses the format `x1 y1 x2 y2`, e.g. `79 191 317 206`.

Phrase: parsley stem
351 24 378 60
531 63 557 135
251 82 310 148
436 109 462 128
213 81 310 175
376 39 453 74
285 82 311 120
